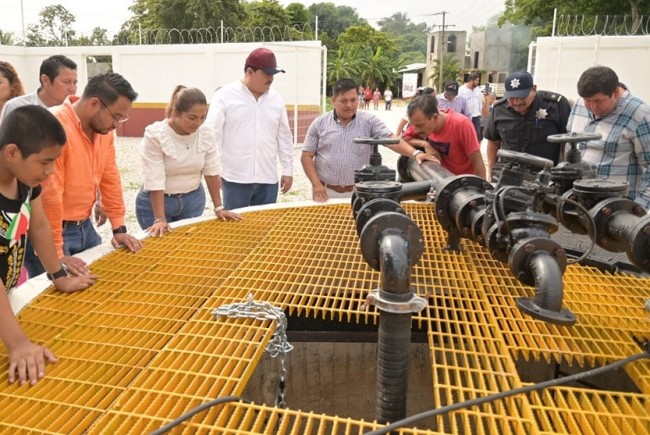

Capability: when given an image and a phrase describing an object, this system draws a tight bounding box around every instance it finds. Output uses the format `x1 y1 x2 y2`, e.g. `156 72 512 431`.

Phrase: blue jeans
24 218 102 278
221 178 279 210
135 185 206 229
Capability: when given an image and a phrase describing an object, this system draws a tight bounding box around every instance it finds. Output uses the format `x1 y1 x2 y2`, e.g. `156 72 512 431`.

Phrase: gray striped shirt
302 110 393 186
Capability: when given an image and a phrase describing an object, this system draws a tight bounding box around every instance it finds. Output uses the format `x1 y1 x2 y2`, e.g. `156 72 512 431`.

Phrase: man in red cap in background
206 47 293 210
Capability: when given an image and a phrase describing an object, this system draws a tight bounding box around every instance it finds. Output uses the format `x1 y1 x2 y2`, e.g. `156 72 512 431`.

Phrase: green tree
358 45 399 91
77 27 111 46
430 53 463 88
336 25 402 90
501 0 650 35
337 25 399 58
286 3 312 25
118 0 246 43
242 0 292 29
25 4 76 47
0 30 15 45
308 2 366 51
378 13 428 67
327 46 363 85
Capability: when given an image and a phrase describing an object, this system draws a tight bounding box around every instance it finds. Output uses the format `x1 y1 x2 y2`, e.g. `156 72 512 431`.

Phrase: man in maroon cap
206 47 293 210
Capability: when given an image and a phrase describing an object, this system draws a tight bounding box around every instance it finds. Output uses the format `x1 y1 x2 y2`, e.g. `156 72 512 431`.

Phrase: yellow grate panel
0 203 647 434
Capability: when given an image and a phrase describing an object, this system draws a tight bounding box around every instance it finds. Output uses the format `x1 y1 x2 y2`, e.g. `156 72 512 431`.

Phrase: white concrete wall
0 41 323 106
531 35 650 102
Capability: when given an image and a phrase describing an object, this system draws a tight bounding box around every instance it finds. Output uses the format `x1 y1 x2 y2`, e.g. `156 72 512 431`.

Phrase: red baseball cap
245 48 285 75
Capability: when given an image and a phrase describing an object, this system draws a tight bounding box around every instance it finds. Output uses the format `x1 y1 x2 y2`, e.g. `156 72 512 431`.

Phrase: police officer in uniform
484 71 571 181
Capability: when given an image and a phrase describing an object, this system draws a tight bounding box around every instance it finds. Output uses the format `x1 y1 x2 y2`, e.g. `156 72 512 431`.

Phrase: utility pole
425 11 454 92
20 0 26 46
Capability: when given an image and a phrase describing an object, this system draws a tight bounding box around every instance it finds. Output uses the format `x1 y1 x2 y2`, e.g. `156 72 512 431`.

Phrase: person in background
484 71 570 181
0 62 24 118
0 106 97 385
372 88 381 110
384 87 393 111
0 55 77 122
567 65 650 210
395 86 435 136
136 86 241 236
404 94 486 178
436 81 470 118
480 89 497 140
458 72 483 141
363 87 372 110
28 73 143 278
206 47 293 210
301 78 438 202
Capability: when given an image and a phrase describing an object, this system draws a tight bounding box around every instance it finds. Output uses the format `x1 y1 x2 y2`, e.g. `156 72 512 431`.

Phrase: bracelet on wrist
214 205 225 213
153 217 167 224
412 149 424 158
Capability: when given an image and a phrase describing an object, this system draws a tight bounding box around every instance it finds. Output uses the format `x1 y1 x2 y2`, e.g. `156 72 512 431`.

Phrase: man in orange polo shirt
24 73 143 278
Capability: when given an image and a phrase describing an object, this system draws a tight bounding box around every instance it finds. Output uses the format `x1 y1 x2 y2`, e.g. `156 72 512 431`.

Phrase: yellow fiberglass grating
0 203 649 434
528 387 650 435
0 395 103 434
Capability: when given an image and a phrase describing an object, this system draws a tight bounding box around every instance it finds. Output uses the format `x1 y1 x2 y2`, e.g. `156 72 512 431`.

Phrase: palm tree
327 47 363 86
430 53 462 89
358 46 396 90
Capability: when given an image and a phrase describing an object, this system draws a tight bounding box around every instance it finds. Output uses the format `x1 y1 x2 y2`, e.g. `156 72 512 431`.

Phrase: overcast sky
0 0 505 39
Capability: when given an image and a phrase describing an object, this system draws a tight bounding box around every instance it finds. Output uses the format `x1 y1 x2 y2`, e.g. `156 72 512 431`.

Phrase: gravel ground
103 102 489 241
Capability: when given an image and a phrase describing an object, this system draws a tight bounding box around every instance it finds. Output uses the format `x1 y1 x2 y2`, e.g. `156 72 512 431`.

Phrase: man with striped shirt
301 78 438 202
567 66 650 210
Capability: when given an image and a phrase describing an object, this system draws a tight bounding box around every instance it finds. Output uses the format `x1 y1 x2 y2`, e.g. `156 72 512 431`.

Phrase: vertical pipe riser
376 312 412 424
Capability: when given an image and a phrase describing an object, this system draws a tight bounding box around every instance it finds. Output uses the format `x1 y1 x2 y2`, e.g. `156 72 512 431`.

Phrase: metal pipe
398 180 434 201
528 251 564 312
378 233 412 300
376 233 412 424
399 156 453 186
515 249 576 325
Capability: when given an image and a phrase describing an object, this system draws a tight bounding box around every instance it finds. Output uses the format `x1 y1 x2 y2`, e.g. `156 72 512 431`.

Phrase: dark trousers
471 116 482 142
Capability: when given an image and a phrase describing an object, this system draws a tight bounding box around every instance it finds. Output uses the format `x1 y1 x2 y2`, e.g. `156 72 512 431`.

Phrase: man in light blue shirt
436 81 470 118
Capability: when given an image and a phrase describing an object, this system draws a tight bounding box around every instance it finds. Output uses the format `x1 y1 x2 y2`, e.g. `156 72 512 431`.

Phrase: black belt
164 192 187 197
321 181 354 193
62 218 90 226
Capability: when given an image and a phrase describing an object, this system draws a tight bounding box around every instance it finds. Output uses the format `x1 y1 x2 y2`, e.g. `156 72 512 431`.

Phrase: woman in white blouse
136 86 241 236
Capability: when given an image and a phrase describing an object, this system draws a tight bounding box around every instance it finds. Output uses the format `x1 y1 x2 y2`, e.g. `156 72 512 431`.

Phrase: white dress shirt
459 84 483 118
205 81 293 184
0 91 46 123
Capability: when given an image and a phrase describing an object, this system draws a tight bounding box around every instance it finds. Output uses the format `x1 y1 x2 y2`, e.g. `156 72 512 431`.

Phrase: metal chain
212 293 293 408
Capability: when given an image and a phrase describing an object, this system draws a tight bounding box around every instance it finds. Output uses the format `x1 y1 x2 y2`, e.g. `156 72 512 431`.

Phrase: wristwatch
47 264 68 281
112 225 127 235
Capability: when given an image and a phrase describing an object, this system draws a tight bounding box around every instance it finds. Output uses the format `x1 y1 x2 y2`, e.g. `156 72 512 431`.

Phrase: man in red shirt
402 94 486 178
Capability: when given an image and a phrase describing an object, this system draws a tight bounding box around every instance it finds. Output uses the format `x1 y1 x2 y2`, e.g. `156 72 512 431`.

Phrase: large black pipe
527 251 564 312
376 233 413 424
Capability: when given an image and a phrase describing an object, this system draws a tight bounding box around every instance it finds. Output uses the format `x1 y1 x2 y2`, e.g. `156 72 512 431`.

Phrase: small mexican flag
6 201 31 247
